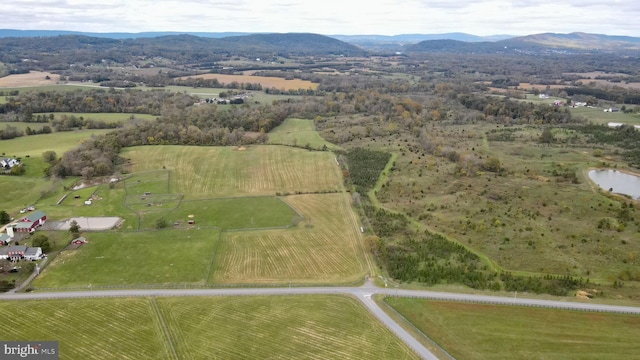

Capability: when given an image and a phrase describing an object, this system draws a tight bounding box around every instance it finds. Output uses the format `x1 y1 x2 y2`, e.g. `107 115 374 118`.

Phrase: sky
2 0 640 37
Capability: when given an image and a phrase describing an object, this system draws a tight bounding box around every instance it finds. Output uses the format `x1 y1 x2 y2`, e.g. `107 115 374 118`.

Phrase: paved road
2 281 640 359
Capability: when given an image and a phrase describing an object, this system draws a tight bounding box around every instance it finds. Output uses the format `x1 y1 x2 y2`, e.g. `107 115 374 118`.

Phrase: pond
588 169 640 200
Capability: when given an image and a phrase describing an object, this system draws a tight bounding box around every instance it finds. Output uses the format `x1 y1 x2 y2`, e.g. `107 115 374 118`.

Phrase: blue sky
3 0 640 36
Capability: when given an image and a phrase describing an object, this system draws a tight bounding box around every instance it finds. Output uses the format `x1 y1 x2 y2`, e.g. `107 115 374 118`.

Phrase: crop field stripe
205 231 223 283
211 194 367 284
0 298 172 359
150 298 178 360
155 295 418 359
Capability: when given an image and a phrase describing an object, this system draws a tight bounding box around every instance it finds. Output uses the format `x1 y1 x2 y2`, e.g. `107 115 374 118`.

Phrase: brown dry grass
178 73 318 90
0 71 61 87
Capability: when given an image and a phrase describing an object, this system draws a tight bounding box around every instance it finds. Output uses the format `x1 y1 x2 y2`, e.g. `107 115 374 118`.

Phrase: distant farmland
178 73 319 90
0 71 61 87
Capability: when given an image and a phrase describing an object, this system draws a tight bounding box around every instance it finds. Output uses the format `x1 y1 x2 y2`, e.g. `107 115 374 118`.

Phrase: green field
32 229 220 288
0 298 171 359
123 145 343 198
0 128 112 156
385 297 640 360
570 106 640 125
137 196 300 230
1 295 418 360
34 193 366 287
212 193 368 284
268 117 341 150
0 84 94 92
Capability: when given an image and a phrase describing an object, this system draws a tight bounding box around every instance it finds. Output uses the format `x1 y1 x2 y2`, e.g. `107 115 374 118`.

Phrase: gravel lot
42 217 122 231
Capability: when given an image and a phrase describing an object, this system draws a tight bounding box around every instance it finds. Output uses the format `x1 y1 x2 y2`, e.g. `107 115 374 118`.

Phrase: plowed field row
0 298 171 359
212 193 366 284
157 295 419 360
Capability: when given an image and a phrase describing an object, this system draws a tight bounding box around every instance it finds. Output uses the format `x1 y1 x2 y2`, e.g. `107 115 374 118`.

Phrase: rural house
0 245 27 261
24 247 43 261
0 245 42 261
14 210 47 233
0 158 19 169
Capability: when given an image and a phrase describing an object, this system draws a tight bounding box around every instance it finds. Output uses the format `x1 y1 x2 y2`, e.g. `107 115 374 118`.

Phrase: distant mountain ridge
2 29 640 56
406 32 640 54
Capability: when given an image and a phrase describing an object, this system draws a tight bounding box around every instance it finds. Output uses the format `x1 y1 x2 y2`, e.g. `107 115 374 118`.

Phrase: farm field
31 228 220 288
0 298 172 359
123 145 343 198
385 297 640 360
570 106 640 125
211 193 368 284
1 295 418 360
268 117 341 150
177 73 319 90
136 196 300 230
0 71 61 87
158 295 418 359
0 128 113 156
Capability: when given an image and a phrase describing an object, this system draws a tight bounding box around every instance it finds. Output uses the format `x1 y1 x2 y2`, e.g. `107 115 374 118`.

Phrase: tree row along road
2 283 639 360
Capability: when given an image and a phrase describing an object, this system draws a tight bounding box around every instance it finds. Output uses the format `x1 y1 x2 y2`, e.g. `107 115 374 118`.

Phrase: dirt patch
236 146 247 151
0 71 61 87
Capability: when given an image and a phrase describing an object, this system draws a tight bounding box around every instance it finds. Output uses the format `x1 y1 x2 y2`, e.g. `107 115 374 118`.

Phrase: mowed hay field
32 229 220 288
212 193 368 284
0 71 61 87
1 296 418 360
178 73 319 90
0 298 172 360
158 295 419 360
123 145 343 198
386 298 640 360
268 118 341 150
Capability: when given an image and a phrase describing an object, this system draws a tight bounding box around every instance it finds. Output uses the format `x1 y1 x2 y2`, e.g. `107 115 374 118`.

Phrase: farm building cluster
0 210 47 261
0 157 20 170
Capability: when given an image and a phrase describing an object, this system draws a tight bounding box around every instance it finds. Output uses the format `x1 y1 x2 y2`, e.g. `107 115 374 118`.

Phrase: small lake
588 169 640 200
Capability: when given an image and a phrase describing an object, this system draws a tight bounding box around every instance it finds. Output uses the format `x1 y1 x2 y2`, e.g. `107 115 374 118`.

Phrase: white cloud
1 0 639 36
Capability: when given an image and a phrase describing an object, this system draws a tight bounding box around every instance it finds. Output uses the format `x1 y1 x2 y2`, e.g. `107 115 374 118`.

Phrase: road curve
2 284 639 360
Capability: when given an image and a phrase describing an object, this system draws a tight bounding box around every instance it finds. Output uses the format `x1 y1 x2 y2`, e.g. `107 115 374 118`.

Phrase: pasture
123 145 343 198
177 73 319 90
268 117 341 150
570 106 640 126
0 128 113 156
31 228 220 288
211 193 368 284
385 297 640 360
137 196 300 230
1 295 418 360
